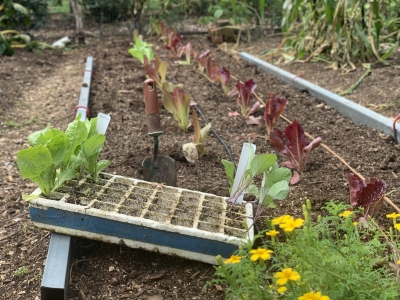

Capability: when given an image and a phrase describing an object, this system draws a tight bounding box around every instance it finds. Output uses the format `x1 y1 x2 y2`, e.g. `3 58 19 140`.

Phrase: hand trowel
142 79 177 187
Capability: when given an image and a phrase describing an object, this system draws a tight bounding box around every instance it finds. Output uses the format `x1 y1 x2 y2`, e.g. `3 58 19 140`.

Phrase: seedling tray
29 173 253 264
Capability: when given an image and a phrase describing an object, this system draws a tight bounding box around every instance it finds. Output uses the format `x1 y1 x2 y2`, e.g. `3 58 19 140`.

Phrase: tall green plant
280 0 399 71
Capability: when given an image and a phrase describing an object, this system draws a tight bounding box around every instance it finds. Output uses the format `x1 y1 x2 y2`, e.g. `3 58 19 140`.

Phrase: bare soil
1 15 400 299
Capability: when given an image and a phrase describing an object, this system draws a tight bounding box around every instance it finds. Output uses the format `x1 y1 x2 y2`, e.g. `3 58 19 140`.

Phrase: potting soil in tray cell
131 187 154 196
197 221 220 233
124 198 146 210
152 197 176 208
143 211 169 222
148 204 170 214
173 208 195 220
118 205 141 217
91 201 118 212
170 217 194 227
97 194 122 204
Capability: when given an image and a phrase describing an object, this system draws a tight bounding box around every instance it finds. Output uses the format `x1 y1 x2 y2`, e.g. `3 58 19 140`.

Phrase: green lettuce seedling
80 134 110 182
128 37 154 64
17 115 110 198
17 124 80 197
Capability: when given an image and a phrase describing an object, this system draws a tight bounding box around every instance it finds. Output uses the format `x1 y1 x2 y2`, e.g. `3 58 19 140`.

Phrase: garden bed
1 16 400 299
91 33 400 228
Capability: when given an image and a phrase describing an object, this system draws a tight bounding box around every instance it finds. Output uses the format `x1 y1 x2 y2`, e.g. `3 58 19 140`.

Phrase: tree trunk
70 0 85 44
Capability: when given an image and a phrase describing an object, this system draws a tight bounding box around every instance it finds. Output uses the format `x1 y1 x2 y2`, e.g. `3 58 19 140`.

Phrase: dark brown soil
1 15 400 300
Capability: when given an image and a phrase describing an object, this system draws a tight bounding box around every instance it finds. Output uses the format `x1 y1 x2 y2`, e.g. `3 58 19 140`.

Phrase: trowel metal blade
142 155 177 187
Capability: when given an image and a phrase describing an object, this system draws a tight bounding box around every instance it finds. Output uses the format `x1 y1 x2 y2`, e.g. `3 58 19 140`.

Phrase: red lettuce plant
228 79 262 124
219 66 230 96
264 94 288 135
165 29 182 58
144 56 168 88
197 50 211 73
177 43 196 65
347 173 386 217
161 82 191 131
269 120 322 184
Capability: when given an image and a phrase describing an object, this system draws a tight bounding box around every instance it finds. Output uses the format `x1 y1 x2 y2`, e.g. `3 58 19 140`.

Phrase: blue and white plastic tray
29 173 253 264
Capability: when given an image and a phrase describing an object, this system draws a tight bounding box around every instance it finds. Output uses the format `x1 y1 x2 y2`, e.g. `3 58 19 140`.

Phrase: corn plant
281 0 400 71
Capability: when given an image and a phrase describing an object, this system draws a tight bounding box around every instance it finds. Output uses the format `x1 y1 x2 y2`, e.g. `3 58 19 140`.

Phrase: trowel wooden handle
143 79 163 136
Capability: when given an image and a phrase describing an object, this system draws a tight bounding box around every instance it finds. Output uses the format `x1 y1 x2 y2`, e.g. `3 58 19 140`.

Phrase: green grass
48 0 70 15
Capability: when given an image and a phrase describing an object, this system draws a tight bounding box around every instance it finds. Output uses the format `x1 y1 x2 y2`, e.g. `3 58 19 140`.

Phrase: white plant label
97 113 111 134
230 143 256 204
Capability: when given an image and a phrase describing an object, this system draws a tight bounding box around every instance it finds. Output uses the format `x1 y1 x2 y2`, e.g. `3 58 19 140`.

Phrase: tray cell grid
62 175 250 238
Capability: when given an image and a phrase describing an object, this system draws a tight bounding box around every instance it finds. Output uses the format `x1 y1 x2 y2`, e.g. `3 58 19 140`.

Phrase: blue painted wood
30 206 239 258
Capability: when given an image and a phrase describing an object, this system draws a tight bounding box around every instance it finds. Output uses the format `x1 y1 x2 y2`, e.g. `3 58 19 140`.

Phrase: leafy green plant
80 134 110 182
161 82 191 131
128 36 154 64
17 116 110 198
207 200 400 299
182 109 212 163
223 148 291 222
198 0 256 26
13 266 29 277
0 1 31 29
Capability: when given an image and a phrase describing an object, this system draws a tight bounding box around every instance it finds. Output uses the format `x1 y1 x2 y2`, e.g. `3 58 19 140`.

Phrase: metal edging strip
240 52 400 143
40 56 94 300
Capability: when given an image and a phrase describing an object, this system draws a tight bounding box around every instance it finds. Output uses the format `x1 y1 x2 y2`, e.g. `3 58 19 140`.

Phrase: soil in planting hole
2 15 400 300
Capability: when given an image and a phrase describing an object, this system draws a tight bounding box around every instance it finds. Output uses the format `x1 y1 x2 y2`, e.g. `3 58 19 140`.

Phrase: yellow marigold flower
249 248 273 261
386 213 400 219
224 255 242 264
339 211 352 217
395 224 400 231
279 217 305 232
397 260 400 265
277 286 287 294
298 291 330 300
274 268 301 286
271 215 291 225
353 222 358 226
266 230 280 237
